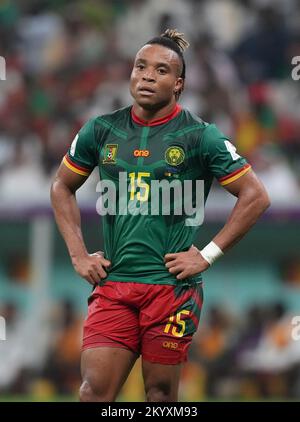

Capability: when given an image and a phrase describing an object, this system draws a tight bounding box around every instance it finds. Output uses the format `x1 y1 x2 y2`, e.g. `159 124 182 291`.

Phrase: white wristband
200 241 224 266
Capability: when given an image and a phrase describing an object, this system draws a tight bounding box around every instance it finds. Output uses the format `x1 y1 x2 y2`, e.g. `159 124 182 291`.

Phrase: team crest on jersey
103 144 118 164
165 146 185 166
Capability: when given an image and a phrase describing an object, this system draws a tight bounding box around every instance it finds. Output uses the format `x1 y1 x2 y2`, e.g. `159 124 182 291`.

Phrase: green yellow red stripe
219 164 251 186
63 155 91 177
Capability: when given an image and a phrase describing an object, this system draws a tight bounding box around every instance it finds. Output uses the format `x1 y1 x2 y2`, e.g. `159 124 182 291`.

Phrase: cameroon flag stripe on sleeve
219 163 251 186
63 154 91 177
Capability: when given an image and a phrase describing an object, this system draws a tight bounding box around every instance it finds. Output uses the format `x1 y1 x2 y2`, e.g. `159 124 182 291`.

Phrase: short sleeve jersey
63 105 251 286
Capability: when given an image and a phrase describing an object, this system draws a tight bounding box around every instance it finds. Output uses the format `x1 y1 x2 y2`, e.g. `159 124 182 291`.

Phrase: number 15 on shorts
164 310 190 338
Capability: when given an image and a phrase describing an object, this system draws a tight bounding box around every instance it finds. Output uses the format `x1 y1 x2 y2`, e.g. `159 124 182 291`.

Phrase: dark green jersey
64 104 251 286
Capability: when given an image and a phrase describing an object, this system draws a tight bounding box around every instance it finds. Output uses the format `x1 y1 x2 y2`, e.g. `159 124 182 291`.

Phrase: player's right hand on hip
72 252 111 285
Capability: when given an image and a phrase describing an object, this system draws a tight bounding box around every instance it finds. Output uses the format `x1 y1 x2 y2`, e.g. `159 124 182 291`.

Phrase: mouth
137 86 156 96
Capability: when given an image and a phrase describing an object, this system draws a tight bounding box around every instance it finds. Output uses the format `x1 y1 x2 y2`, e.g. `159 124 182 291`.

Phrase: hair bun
161 29 190 52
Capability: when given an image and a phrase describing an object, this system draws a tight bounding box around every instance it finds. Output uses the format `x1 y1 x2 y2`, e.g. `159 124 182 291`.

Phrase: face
130 44 183 110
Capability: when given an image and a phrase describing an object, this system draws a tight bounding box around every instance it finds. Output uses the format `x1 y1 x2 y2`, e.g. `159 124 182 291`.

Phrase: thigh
81 346 138 401
140 283 203 365
83 283 140 354
142 360 181 402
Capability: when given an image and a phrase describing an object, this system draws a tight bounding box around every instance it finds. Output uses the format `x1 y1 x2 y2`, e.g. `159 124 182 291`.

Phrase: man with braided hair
51 29 270 402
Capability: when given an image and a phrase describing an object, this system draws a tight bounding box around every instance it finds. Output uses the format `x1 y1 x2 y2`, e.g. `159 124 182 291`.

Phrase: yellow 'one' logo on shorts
162 341 179 350
165 146 185 166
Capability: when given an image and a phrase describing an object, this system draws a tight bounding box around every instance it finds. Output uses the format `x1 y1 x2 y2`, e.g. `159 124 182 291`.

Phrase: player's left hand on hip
164 245 209 280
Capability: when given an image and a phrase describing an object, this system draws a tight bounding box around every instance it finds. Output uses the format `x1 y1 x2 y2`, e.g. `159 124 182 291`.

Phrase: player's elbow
253 188 271 215
50 177 70 205
263 192 271 211
259 188 271 211
50 177 60 202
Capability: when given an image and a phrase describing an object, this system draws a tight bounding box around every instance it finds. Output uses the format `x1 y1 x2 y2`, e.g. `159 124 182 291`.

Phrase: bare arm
165 170 270 279
212 169 270 252
50 163 110 285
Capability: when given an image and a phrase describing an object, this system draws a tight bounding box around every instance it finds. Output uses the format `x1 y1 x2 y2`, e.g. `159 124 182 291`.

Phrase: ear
174 78 184 98
174 77 183 92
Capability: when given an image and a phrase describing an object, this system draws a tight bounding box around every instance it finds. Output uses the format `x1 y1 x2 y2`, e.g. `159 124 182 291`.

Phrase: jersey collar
131 103 182 127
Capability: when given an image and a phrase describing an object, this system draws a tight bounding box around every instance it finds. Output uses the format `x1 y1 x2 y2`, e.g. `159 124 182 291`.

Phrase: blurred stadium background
0 0 300 402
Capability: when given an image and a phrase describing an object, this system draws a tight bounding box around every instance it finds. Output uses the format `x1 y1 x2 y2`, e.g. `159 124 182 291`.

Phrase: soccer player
50 29 270 402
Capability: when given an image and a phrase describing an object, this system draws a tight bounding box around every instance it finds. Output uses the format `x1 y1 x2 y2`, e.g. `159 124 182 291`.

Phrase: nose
142 72 155 82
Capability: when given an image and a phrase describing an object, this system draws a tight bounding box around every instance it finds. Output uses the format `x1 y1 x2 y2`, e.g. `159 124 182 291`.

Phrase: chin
136 97 167 111
135 99 159 110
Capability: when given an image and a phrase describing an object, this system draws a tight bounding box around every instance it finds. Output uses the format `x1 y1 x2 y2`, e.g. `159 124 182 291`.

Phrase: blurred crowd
189 303 300 400
0 0 300 204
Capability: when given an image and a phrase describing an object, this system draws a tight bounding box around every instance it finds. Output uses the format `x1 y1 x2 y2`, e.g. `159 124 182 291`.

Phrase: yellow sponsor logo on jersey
103 144 118 164
165 146 185 166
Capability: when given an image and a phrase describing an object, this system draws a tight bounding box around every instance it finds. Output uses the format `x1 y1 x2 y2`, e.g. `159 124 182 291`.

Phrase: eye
157 68 167 75
136 64 145 70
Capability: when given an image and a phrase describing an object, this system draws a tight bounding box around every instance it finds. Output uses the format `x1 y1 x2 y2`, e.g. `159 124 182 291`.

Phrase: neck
132 100 177 122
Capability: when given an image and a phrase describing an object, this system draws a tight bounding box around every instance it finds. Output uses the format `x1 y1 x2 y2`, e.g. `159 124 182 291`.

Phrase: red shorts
82 281 203 365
